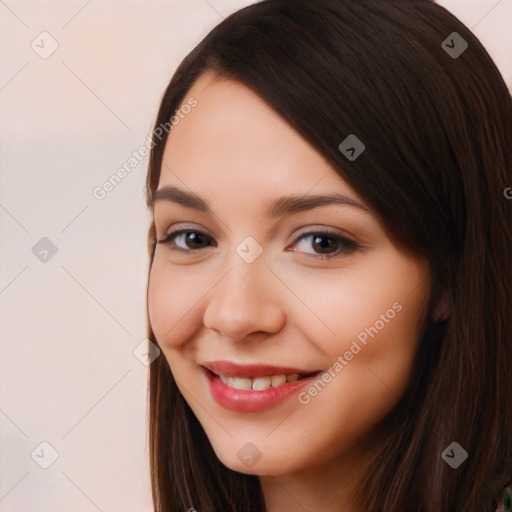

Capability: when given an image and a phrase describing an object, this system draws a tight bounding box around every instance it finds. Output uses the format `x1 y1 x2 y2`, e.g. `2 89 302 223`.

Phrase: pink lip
201 360 320 378
201 366 321 412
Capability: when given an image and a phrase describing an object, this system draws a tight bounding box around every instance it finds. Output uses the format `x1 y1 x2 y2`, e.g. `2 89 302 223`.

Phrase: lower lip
202 367 319 412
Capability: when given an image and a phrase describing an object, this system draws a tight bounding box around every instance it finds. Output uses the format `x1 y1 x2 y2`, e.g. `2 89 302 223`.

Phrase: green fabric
497 484 512 512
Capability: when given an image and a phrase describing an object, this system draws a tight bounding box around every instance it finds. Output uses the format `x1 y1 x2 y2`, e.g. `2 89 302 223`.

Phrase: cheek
288 249 428 354
281 249 429 417
147 258 205 351
281 264 428 465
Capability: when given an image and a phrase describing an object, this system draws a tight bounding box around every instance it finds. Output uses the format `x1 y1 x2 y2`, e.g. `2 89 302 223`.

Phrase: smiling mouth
202 367 322 392
200 362 325 412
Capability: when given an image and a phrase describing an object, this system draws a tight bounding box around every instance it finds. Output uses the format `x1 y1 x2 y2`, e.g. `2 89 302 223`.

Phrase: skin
147 70 432 512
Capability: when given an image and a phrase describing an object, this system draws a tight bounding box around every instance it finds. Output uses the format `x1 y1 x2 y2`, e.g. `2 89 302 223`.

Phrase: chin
210 441 303 476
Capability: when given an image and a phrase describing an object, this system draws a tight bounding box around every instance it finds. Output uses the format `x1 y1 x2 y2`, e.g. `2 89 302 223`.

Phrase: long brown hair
144 1 512 510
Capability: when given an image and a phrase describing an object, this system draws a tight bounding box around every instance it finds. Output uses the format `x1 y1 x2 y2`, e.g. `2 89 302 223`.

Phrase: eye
157 228 214 252
291 231 360 260
157 227 360 259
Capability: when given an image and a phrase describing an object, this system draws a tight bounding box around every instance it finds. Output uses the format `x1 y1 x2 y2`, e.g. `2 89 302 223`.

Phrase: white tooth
252 376 271 391
229 377 253 391
222 374 299 391
270 375 287 387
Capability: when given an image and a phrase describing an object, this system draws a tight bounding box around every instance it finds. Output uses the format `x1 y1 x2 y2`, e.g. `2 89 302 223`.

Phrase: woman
144 0 512 510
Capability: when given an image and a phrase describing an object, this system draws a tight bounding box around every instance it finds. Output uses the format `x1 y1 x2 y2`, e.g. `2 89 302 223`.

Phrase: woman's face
148 71 431 477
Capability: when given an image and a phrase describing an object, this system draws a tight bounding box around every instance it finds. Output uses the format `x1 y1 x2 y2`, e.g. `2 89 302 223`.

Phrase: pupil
187 232 206 249
313 235 335 253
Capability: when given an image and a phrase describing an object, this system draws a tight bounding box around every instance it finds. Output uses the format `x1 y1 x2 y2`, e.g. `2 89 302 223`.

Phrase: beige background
0 1 510 511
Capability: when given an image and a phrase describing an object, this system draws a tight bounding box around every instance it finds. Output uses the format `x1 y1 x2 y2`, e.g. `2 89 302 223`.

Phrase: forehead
159 71 363 207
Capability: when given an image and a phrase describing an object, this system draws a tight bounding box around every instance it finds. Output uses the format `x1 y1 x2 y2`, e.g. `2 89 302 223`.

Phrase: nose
202 257 286 342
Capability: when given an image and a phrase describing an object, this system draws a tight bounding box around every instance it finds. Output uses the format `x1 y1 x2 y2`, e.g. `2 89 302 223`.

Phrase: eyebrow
151 185 370 218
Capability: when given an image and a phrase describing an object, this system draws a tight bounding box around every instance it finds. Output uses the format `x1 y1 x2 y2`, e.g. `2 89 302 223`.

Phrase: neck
259 440 374 512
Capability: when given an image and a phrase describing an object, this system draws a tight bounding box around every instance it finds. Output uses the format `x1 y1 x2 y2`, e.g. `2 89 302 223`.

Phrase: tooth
252 376 271 391
221 373 301 391
229 377 252 391
270 375 287 387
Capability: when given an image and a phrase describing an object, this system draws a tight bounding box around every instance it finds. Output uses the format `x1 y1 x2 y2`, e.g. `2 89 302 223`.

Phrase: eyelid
157 222 211 239
157 226 214 248
292 226 356 243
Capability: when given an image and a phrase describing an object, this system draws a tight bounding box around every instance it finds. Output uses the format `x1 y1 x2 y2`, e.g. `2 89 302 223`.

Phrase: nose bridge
203 245 285 341
221 232 272 300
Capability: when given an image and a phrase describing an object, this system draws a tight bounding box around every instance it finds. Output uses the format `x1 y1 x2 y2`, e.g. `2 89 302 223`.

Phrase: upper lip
201 360 322 378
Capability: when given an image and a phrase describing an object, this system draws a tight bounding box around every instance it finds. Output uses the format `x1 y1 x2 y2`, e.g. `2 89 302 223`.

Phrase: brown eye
312 235 339 254
158 229 214 251
292 231 359 259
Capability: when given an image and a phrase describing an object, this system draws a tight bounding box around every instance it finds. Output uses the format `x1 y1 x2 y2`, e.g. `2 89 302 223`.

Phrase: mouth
201 361 323 391
202 368 320 391
200 360 324 411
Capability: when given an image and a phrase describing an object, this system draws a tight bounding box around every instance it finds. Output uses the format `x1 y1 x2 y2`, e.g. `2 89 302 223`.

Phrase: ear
432 289 450 322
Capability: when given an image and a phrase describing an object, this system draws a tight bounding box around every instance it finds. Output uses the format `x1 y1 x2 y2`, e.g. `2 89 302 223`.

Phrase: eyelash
157 228 360 260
